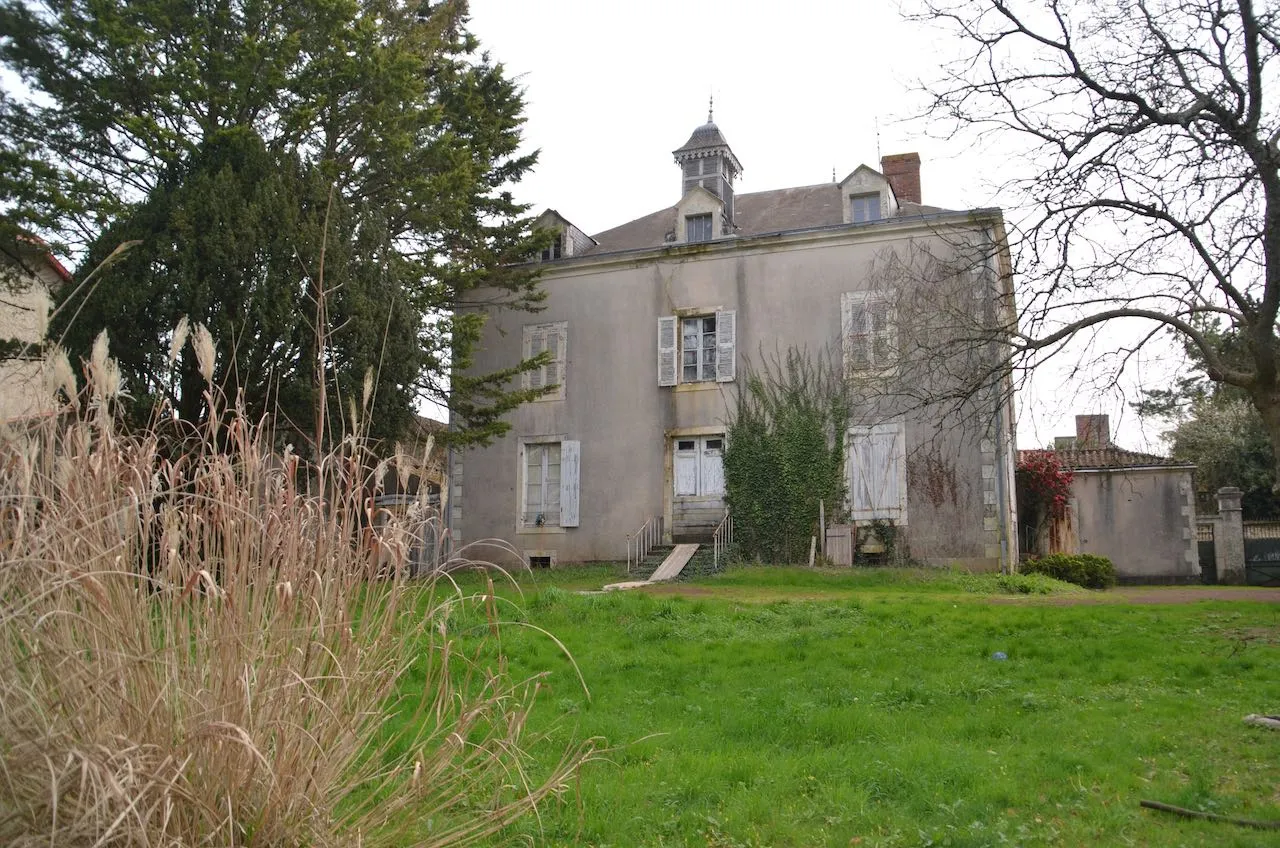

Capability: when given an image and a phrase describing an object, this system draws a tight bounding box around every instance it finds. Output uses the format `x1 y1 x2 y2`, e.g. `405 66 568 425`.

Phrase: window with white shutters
660 311 736 385
846 423 907 523
520 439 580 528
522 322 567 400
841 291 896 376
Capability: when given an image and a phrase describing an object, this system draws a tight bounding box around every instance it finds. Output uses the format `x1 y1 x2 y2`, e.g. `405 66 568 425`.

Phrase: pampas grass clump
0 329 595 846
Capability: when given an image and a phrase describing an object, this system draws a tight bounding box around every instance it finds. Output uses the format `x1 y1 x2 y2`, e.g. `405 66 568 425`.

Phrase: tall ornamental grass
0 328 595 846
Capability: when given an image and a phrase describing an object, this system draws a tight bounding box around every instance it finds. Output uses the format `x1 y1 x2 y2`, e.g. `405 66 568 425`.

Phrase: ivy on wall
723 349 850 563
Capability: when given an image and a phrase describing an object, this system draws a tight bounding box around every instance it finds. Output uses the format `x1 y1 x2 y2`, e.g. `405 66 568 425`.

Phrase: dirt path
639 583 1280 605
990 586 1280 605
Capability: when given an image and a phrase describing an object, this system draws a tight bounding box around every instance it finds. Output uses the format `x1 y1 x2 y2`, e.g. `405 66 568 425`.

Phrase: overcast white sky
467 0 1180 452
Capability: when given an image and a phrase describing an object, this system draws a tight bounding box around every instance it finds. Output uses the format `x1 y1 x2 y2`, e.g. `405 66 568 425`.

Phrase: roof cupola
672 98 742 229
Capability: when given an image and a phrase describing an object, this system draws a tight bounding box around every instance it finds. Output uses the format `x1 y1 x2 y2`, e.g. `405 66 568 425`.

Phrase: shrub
0 332 595 846
1021 553 1118 589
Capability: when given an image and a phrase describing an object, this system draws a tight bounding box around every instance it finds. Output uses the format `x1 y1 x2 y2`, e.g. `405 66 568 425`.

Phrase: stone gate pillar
1215 487 1246 584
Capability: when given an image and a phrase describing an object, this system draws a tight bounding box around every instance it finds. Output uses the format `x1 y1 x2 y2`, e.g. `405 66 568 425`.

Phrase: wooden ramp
648 543 699 582
601 544 699 591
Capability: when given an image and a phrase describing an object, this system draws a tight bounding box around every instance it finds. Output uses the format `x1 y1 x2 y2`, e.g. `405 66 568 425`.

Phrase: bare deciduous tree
908 0 1280 475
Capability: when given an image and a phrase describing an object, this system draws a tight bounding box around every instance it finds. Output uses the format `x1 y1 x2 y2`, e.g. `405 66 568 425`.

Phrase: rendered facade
452 115 1019 570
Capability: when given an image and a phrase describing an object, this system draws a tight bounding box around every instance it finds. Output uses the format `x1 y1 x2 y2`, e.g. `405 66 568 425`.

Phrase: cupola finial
708 93 714 123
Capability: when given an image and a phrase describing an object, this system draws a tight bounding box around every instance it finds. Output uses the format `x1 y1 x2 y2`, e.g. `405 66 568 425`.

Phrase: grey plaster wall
1071 468 1199 580
454 219 1016 569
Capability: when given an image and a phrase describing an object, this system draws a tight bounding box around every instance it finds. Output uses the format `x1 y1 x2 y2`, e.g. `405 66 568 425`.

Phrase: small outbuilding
1019 415 1199 583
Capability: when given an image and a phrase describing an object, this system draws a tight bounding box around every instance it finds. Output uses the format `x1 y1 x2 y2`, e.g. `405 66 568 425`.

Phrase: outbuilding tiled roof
1018 447 1192 470
585 184 950 256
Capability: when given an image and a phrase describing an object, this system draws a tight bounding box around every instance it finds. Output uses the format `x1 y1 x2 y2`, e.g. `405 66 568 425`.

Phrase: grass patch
420 566 1280 846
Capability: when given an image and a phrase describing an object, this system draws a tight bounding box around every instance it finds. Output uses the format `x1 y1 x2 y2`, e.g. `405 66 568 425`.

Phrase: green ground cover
414 567 1280 847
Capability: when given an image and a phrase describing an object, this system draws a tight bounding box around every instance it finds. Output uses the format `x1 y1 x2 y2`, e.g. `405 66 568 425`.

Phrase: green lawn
422 566 1280 847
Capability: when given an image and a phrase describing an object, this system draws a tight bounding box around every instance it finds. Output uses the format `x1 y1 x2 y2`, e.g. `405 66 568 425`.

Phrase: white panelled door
674 436 725 497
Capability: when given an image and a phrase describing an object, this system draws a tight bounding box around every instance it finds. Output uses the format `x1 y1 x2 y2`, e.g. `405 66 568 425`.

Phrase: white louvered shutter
841 293 854 379
716 310 736 382
544 327 561 394
658 316 678 386
527 327 546 390
555 324 567 398
559 440 580 527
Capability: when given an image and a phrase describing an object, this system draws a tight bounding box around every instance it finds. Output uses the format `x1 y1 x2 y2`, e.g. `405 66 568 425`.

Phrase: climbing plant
1016 451 1074 520
723 348 850 563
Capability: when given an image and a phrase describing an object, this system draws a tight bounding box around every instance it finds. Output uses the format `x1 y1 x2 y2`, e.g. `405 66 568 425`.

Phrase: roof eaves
547 206 1001 269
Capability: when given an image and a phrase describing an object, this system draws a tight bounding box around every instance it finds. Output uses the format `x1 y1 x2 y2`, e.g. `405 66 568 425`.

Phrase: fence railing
1244 520 1280 539
626 515 663 574
712 509 733 572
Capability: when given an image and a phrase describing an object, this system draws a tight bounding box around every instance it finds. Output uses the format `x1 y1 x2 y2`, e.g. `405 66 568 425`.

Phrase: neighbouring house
451 112 1019 569
1018 414 1199 582
0 236 71 421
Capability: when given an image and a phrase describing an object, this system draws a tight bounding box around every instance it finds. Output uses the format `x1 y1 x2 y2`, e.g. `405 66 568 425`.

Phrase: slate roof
1018 447 1192 470
673 120 733 156
585 183 950 256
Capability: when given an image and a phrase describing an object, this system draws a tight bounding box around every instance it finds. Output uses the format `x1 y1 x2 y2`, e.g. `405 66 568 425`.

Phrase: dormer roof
837 164 888 193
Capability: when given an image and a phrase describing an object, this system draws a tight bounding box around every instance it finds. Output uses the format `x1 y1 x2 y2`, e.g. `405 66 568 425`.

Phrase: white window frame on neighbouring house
658 311 735 386
518 438 580 529
522 321 567 400
846 422 907 524
841 291 896 377
673 435 726 498
850 193 882 223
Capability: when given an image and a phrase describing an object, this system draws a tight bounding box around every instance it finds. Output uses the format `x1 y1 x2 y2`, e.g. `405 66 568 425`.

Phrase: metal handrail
626 515 664 574
712 509 733 572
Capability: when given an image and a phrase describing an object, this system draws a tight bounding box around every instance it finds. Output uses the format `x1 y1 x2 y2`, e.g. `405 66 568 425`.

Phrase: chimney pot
1075 414 1110 449
880 152 922 205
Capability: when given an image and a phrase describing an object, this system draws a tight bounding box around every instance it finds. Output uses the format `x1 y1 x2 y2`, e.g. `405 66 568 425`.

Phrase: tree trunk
1251 388 1280 493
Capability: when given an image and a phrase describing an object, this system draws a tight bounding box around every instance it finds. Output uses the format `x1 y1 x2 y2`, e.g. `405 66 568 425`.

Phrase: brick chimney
1075 414 1110 449
880 152 921 205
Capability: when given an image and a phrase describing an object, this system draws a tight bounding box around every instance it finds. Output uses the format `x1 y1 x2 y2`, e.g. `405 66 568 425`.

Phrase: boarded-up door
847 423 907 523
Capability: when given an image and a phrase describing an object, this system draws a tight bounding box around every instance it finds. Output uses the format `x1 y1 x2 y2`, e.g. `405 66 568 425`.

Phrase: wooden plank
825 524 853 567
650 543 699 582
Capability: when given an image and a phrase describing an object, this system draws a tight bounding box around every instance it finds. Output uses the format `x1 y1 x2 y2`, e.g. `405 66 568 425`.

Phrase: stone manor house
450 114 1019 570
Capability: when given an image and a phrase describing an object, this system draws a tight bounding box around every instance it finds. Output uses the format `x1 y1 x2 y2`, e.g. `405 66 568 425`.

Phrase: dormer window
686 213 713 243
541 233 563 261
851 194 881 223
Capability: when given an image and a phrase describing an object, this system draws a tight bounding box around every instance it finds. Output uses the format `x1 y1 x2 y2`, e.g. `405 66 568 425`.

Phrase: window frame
845 422 908 524
850 193 882 224
841 291 897 378
540 233 563 261
680 314 719 383
522 321 567 400
521 441 563 528
685 213 714 243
